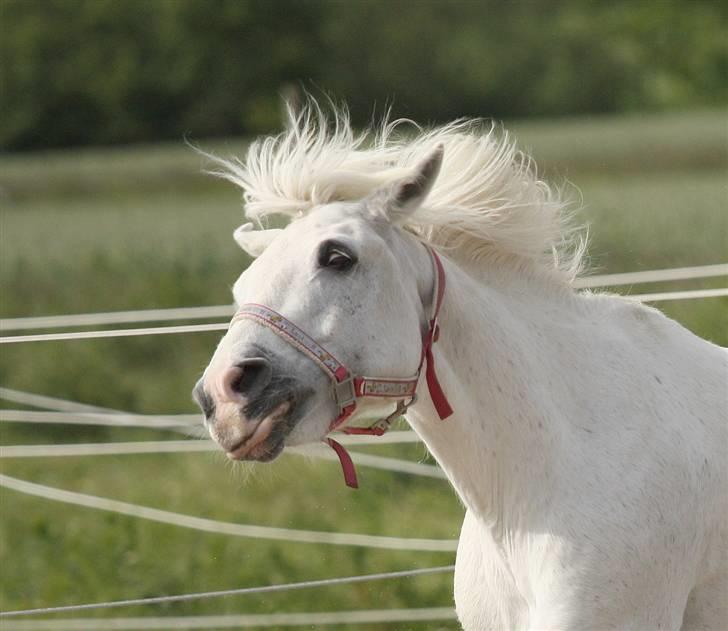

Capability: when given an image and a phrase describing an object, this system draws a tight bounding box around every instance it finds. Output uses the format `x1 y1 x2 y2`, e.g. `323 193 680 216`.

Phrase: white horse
194 105 727 630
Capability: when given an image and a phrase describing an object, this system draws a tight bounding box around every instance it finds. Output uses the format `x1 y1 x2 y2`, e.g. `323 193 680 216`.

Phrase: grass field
1 109 726 629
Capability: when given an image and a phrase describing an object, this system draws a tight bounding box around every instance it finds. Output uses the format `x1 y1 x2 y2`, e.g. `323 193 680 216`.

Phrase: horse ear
233 223 283 257
374 144 444 223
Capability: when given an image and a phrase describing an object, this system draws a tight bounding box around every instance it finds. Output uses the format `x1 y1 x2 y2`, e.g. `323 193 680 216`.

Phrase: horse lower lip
226 417 276 460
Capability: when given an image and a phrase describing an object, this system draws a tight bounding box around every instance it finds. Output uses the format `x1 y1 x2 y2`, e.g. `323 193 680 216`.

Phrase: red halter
230 247 453 488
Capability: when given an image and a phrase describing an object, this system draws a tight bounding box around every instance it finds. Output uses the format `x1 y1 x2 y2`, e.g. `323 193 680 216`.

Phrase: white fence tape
0 439 444 479
0 322 229 344
626 287 728 302
0 263 728 341
0 305 234 332
573 263 728 288
0 410 199 429
0 386 123 414
0 608 457 629
2 285 725 345
0 563 455 618
0 396 422 444
0 474 457 552
0 389 197 436
0 440 215 458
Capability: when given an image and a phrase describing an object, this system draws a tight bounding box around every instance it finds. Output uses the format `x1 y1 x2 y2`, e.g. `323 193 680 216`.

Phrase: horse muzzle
193 356 298 462
217 399 292 462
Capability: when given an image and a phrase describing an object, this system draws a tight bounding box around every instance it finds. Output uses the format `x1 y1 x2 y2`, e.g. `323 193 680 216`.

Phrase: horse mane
210 101 587 282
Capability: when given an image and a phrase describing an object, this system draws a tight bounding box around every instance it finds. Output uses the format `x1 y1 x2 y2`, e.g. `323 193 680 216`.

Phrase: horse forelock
208 100 586 282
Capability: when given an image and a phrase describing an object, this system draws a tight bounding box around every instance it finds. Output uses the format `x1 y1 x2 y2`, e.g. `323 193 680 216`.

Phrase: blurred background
1 1 726 629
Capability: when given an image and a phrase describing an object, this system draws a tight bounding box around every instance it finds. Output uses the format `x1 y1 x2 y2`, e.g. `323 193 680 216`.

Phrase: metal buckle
332 376 357 411
372 394 419 432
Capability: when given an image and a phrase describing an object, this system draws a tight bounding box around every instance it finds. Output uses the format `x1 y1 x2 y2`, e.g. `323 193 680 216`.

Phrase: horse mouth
225 400 292 462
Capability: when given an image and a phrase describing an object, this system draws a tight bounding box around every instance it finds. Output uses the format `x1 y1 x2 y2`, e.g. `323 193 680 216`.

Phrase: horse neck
407 249 575 528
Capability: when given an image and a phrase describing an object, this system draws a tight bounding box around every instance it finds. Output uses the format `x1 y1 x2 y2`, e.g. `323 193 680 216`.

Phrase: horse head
193 146 444 465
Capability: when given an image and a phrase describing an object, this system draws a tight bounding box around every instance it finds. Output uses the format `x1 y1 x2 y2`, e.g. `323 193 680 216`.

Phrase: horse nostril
192 377 215 419
221 358 272 401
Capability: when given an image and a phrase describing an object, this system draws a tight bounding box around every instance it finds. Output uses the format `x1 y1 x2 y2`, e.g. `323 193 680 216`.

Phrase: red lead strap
326 438 359 488
230 246 452 489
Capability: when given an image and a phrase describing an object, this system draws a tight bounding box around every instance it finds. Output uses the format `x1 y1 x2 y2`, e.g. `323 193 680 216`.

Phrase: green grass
0 451 460 619
510 108 728 176
0 109 726 629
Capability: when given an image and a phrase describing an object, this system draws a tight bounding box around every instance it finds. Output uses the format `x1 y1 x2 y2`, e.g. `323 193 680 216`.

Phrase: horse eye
324 249 353 270
318 242 356 271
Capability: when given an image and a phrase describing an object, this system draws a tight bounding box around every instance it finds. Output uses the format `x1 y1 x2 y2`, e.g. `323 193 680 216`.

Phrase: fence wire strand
0 439 444 479
0 409 199 429
0 305 235 332
0 474 456 552
0 607 457 629
1 265 725 344
0 608 458 629
2 263 725 334
623 287 728 303
0 565 455 618
4 285 727 345
572 263 728 288
0 386 123 414
0 322 229 344
0 390 197 436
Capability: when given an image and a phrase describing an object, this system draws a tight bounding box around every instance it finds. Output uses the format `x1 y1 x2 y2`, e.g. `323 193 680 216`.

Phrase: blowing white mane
211 103 586 282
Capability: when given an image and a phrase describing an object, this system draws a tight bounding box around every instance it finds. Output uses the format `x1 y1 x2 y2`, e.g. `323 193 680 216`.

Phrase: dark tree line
1 0 726 151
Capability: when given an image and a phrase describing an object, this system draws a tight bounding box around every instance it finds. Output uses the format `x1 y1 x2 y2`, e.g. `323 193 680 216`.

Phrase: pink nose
219 358 272 402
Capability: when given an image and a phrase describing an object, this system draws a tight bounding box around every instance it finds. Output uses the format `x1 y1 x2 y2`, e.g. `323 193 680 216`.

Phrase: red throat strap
423 250 453 421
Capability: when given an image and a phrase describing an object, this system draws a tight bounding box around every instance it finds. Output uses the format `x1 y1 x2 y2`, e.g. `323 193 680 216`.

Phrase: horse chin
224 401 292 462
235 432 286 463
223 396 330 460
